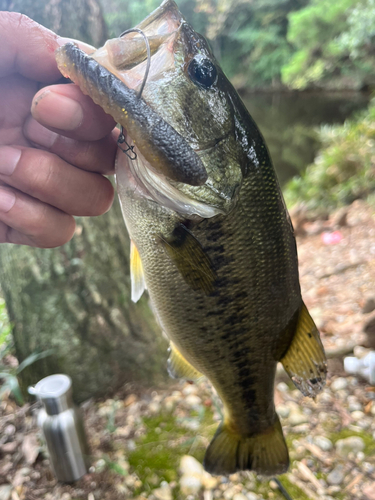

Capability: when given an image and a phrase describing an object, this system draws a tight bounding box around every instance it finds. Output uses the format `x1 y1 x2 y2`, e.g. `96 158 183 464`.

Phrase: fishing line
272 477 293 500
117 27 152 160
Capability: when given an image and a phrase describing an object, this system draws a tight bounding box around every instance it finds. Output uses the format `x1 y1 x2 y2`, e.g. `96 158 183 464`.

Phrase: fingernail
0 146 21 176
24 118 58 149
32 90 84 131
0 189 16 212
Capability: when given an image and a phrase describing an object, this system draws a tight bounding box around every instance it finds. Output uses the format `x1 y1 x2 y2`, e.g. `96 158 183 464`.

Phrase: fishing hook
117 27 151 161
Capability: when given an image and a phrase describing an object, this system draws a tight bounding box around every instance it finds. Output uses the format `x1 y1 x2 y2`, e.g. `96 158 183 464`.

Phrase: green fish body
56 0 327 475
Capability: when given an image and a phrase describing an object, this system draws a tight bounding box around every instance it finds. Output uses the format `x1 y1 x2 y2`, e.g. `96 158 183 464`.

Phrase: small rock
269 480 278 490
153 484 172 500
182 385 198 396
184 395 202 408
327 466 344 485
357 451 365 461
0 485 12 500
201 472 218 490
149 402 161 414
349 402 362 412
276 405 290 419
362 298 375 314
127 439 136 451
180 455 204 476
328 486 341 494
276 382 289 392
182 419 200 431
314 436 333 451
4 425 15 436
336 436 365 457
124 394 137 407
330 377 348 391
233 495 248 500
351 410 365 421
61 494 72 500
288 410 309 426
224 486 241 500
247 494 259 500
180 475 202 495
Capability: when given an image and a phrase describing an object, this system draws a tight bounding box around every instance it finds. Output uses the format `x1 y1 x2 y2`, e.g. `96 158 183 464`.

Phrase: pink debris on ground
321 230 343 245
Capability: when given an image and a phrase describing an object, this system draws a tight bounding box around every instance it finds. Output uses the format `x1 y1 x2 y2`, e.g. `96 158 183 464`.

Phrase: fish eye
188 57 217 89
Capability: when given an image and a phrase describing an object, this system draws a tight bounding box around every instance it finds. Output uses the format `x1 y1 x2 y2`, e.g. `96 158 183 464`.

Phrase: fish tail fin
203 415 289 476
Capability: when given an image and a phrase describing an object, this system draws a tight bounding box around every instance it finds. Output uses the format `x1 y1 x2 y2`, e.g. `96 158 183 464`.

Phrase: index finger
0 11 94 82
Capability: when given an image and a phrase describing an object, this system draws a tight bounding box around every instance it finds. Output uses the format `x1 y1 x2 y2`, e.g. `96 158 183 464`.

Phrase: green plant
284 99 375 211
0 298 11 357
0 350 53 405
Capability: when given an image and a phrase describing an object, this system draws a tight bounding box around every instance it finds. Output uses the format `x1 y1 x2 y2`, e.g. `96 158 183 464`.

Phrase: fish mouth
56 0 242 218
90 0 184 92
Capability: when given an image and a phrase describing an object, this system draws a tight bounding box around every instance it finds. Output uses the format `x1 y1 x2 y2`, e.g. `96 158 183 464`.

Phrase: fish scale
56 0 327 476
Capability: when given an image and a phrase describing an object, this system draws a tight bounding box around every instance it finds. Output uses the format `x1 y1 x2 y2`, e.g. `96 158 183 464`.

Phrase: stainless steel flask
29 374 89 482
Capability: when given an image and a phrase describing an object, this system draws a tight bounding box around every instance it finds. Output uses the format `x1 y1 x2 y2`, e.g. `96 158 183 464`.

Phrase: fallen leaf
21 435 39 465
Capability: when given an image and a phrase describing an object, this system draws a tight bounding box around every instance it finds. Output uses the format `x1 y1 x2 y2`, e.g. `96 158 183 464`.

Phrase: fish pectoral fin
130 240 146 303
204 415 289 476
280 302 327 397
158 223 217 295
167 342 203 382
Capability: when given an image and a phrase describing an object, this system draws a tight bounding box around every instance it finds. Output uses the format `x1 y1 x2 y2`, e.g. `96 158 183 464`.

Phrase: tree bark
0 0 168 402
0 0 108 47
0 199 168 403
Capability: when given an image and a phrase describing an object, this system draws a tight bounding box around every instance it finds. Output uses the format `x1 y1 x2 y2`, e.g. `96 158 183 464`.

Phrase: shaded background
0 0 373 401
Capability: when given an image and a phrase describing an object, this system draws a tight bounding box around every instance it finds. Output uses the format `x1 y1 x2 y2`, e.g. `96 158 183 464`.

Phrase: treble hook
117 27 151 161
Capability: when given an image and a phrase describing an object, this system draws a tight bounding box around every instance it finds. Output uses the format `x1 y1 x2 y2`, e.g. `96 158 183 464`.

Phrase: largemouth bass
56 0 327 476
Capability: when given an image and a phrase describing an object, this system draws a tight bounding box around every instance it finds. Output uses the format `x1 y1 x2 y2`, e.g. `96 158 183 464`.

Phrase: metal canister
29 374 90 482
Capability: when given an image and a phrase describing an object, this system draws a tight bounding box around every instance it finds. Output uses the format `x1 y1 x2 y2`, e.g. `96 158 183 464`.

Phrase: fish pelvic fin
204 415 289 476
167 342 203 382
158 223 217 295
280 301 327 397
130 240 146 303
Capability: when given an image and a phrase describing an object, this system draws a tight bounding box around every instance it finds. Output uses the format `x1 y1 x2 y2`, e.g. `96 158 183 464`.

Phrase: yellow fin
159 224 216 295
204 416 289 476
167 342 203 381
130 240 146 303
281 302 327 397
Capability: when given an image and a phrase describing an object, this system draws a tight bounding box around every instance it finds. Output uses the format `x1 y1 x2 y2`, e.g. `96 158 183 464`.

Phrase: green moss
277 476 312 500
127 410 216 493
330 428 375 455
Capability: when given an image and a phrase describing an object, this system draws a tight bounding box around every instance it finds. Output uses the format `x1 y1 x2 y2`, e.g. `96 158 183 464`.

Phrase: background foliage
101 0 375 90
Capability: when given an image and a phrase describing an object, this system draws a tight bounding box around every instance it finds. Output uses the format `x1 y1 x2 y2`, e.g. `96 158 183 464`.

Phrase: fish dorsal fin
280 302 327 397
159 223 216 295
130 240 146 303
167 342 203 382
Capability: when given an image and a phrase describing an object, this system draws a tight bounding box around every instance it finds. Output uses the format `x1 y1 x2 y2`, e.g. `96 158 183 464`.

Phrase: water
242 92 369 185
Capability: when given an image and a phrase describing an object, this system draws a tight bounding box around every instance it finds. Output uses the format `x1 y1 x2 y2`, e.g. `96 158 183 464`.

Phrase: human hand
0 12 118 247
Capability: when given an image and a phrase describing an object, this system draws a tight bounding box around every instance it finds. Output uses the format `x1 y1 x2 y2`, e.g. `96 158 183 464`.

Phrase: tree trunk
0 199 168 403
0 0 168 402
0 0 108 47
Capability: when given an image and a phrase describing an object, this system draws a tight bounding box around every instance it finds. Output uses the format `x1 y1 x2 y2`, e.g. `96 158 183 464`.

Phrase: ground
0 200 375 500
